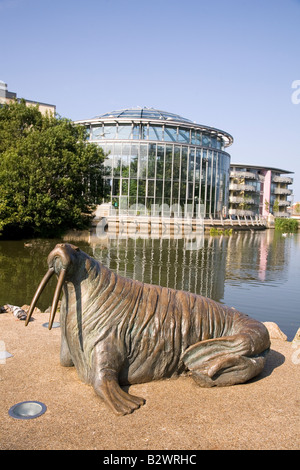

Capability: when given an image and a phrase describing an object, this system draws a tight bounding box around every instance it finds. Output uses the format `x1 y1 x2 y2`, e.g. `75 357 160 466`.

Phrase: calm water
0 229 299 341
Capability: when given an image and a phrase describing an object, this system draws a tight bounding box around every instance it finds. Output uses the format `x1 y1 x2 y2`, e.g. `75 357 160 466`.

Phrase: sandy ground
0 311 299 451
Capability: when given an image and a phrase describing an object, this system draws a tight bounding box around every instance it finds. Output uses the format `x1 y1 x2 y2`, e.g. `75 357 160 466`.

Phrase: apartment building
229 164 293 218
0 80 56 115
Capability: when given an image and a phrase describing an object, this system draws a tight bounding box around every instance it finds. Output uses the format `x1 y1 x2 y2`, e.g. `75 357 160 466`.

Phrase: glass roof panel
87 107 233 147
95 107 192 124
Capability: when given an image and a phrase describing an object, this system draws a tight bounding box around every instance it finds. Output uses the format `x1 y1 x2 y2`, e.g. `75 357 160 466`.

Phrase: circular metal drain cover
8 401 47 420
42 322 60 328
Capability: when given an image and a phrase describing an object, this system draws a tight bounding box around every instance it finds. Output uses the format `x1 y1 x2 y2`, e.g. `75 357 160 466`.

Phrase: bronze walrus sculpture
25 243 270 415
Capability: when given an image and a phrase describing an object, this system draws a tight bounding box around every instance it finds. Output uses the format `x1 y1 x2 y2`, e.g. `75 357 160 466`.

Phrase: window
156 180 163 198
178 127 190 143
147 180 155 197
156 145 165 179
103 125 117 139
191 130 201 145
202 134 210 147
149 125 163 141
113 144 122 176
138 144 148 178
130 145 139 177
148 144 156 178
118 125 132 140
132 124 140 140
113 155 121 177
104 158 112 177
85 126 91 140
164 126 177 142
129 180 137 197
106 144 113 157
138 180 146 198
121 179 128 195
188 182 194 199
112 179 120 196
172 182 179 201
173 146 181 180
119 196 128 210
164 180 171 203
211 137 217 148
195 149 201 179
121 150 130 178
188 148 195 181
181 147 188 182
141 124 147 140
165 145 173 180
91 125 104 140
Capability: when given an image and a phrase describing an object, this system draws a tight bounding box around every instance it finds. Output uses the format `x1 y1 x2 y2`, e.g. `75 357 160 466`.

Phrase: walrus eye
69 244 80 252
25 267 66 330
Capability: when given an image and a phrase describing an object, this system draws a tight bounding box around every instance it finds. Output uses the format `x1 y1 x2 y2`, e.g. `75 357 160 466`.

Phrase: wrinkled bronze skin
26 243 270 415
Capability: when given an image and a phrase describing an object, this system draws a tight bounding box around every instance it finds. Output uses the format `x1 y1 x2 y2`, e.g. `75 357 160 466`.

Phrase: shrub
210 228 233 236
274 218 298 232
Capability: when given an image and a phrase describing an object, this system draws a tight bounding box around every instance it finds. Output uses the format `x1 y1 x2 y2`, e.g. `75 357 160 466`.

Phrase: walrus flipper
91 342 146 416
93 370 146 415
181 335 267 387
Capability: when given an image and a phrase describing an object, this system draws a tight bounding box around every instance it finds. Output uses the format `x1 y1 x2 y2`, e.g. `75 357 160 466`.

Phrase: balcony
273 211 290 218
230 171 257 180
277 200 290 207
272 176 293 184
229 183 256 192
228 209 256 216
273 188 292 195
229 196 256 204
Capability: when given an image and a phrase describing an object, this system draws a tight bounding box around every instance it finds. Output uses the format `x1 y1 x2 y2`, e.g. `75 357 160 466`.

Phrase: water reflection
63 231 227 301
225 230 291 285
0 229 298 340
0 239 60 310
63 228 292 297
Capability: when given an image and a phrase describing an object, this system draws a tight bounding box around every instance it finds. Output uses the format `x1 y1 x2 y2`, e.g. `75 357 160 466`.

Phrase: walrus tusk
48 268 66 330
25 268 55 326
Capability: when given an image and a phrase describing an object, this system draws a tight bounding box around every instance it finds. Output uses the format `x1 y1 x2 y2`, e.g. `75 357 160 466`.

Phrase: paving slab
0 312 299 450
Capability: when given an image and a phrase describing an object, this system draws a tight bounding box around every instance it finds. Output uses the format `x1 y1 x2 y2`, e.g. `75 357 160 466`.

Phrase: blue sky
1 0 300 201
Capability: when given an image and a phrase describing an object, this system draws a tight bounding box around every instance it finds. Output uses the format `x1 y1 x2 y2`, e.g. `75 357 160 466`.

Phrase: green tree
264 199 270 214
272 199 279 214
0 100 107 237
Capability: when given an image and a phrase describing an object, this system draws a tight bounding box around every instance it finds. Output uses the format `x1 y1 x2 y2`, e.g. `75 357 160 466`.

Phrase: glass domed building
75 107 233 218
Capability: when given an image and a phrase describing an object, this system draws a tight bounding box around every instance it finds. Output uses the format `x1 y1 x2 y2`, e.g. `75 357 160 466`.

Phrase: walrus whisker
48 268 66 330
25 268 55 326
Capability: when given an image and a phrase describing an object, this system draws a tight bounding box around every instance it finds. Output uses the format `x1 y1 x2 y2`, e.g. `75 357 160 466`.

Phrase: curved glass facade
76 107 233 218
